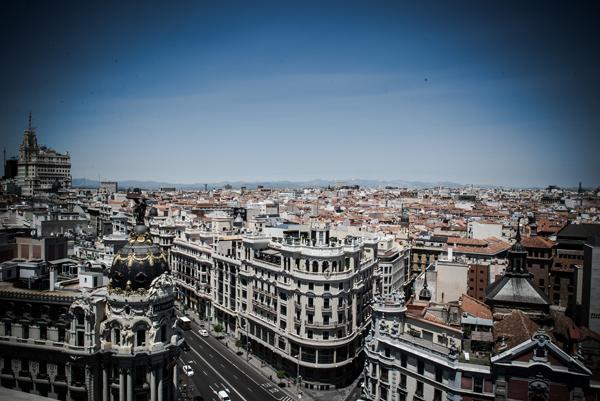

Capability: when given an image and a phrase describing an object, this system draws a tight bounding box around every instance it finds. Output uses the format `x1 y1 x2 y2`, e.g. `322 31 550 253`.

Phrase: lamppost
293 354 301 394
243 317 251 362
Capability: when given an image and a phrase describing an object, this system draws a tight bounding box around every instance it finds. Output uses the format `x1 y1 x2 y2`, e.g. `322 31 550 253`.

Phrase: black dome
109 225 168 291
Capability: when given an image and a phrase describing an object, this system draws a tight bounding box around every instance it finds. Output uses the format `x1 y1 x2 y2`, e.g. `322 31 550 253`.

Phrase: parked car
182 365 194 377
181 341 191 351
199 329 209 337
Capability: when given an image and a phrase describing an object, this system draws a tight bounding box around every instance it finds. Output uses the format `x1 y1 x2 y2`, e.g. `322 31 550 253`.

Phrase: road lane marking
233 374 239 380
189 330 287 401
189 346 248 401
202 370 208 376
247 387 253 392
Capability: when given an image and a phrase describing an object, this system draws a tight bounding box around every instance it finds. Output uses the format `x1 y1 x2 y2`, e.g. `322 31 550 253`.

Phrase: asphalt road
177 321 298 401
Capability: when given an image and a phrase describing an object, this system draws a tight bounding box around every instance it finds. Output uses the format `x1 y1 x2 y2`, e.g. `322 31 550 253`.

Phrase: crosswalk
259 382 296 401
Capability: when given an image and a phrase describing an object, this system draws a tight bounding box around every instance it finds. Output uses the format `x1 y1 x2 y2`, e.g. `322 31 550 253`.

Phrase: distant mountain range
73 177 469 190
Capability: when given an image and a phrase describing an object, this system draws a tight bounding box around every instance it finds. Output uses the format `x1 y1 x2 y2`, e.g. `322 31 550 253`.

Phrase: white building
16 115 71 197
467 221 502 240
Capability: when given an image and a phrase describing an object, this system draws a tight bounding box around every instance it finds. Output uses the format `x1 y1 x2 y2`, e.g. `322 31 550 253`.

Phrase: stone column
150 368 156 401
119 369 125 401
127 368 133 401
158 366 163 401
172 365 177 400
102 366 108 401
66 362 72 401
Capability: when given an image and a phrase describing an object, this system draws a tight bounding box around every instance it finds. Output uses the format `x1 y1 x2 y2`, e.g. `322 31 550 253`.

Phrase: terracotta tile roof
460 293 492 320
537 219 567 234
521 236 555 249
446 237 487 247
423 311 446 324
453 237 511 256
493 309 539 350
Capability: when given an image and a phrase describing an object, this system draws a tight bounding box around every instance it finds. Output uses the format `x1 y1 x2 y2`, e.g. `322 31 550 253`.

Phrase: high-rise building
16 114 72 196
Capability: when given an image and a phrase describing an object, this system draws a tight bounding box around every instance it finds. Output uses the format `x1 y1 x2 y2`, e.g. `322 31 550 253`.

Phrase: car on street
217 390 231 401
182 365 194 377
181 341 190 351
199 329 209 337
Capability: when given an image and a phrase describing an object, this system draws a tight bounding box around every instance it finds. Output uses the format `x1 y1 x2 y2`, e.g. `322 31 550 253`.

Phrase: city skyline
1 1 599 187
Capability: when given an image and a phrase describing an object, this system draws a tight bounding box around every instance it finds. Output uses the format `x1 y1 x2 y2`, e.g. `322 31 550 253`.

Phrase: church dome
108 225 168 292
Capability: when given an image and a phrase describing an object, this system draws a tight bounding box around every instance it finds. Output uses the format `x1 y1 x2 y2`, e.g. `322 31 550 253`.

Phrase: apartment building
172 221 377 388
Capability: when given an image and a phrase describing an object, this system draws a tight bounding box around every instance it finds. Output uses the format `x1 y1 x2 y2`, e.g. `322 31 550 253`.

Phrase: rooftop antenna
28 112 32 131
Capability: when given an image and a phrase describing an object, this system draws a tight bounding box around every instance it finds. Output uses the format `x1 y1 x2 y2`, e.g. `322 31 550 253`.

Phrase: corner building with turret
0 220 181 401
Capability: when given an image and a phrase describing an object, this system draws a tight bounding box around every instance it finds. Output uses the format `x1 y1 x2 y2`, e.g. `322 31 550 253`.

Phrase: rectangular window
416 381 424 396
435 367 442 382
474 377 483 393
417 360 424 375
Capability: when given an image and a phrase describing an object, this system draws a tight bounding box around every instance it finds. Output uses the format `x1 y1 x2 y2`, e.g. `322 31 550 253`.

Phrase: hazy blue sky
1 1 599 187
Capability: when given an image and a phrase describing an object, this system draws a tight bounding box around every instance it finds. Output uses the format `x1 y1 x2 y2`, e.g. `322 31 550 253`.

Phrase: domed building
98 204 181 401
485 223 550 320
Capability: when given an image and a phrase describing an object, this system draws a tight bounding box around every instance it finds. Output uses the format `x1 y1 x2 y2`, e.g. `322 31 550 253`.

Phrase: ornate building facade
0 211 181 401
171 222 377 389
17 114 72 196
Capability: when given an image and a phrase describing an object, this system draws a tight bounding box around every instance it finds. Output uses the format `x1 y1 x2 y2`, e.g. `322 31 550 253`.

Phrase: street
178 320 298 401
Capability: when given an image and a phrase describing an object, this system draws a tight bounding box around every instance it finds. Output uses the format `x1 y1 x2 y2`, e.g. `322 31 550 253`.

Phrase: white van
217 390 231 401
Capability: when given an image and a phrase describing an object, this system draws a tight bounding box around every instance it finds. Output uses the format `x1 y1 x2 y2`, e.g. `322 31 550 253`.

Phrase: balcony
304 320 344 329
54 375 67 385
35 372 49 382
252 300 277 314
69 380 87 391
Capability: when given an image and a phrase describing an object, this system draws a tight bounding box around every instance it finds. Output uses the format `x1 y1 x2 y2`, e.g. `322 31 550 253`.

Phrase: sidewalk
181 308 360 401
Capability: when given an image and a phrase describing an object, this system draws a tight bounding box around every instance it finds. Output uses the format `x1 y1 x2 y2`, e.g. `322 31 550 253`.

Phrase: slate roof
557 223 600 241
486 275 550 306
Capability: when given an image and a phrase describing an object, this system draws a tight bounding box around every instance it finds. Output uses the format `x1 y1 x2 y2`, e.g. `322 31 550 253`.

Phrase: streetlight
293 354 301 393
243 317 251 362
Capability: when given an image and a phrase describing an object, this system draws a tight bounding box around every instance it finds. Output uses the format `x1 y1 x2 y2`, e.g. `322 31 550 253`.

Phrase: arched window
113 326 121 345
323 261 329 273
137 329 146 346
312 261 319 273
332 261 337 272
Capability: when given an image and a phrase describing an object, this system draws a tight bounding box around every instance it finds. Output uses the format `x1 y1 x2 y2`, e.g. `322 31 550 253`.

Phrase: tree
213 324 224 335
